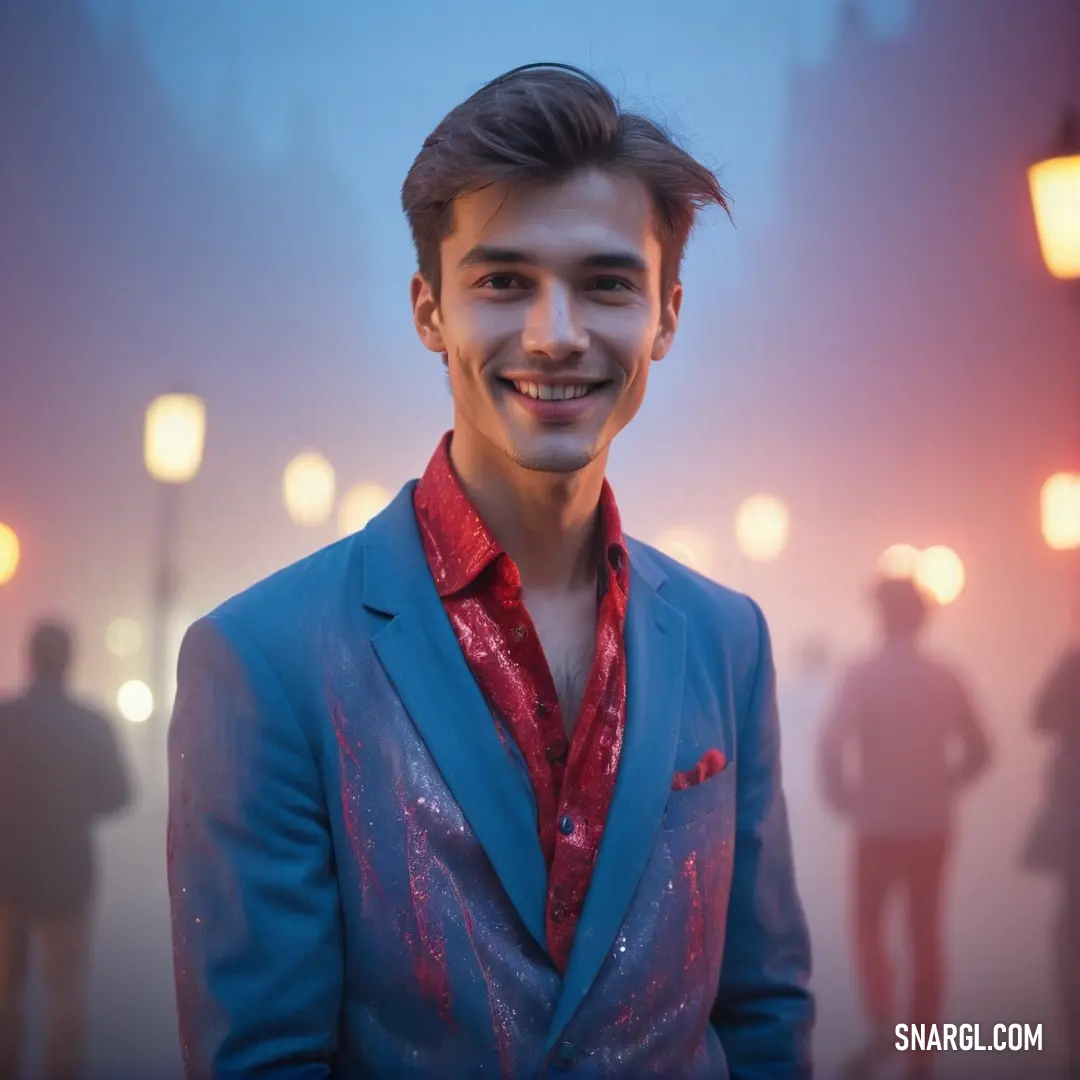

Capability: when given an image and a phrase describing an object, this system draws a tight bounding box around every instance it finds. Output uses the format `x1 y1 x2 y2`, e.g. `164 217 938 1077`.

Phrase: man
0 621 133 1080
1023 612 1080 1077
818 577 990 1080
168 63 813 1078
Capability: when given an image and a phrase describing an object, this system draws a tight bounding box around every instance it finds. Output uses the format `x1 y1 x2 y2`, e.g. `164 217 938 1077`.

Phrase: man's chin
508 434 599 475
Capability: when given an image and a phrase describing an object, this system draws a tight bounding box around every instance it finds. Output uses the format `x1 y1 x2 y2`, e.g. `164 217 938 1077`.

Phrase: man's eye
590 277 632 292
478 274 524 290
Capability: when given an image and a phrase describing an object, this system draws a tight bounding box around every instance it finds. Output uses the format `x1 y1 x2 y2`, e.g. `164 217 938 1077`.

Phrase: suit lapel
362 484 549 952
545 549 687 1050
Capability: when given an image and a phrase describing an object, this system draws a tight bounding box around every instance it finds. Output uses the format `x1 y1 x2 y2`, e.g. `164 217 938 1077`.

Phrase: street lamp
283 451 336 526
1028 109 1080 281
144 392 205 734
1029 6 1080 589
1042 471 1080 551
0 522 19 586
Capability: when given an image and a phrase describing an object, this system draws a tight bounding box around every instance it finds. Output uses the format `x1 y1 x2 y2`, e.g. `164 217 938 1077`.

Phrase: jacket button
554 1042 577 1070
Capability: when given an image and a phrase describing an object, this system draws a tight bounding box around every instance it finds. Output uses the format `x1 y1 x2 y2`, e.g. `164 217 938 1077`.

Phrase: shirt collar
413 431 630 598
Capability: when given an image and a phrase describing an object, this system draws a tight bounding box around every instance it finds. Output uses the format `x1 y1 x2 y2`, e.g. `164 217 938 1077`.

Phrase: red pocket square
671 748 727 791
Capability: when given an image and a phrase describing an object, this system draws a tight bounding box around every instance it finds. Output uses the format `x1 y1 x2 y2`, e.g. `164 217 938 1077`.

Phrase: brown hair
401 63 730 299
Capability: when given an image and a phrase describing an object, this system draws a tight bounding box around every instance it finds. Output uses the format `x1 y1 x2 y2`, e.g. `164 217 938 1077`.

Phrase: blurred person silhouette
817 577 991 1080
1022 602 1080 1077
0 620 133 1080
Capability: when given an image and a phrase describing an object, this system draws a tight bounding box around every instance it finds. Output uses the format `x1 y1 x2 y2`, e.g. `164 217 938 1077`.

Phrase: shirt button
554 1042 578 1070
551 900 568 922
546 740 568 764
558 814 575 836
510 624 527 642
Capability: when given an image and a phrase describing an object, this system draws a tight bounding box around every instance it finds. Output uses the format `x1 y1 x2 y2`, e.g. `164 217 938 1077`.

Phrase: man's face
411 168 682 474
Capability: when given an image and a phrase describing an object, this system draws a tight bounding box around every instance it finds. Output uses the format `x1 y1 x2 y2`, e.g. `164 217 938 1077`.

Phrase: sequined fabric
413 433 629 973
166 481 814 1079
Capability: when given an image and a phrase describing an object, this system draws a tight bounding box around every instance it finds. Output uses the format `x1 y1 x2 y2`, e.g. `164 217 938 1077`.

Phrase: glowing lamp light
105 617 143 659
655 526 713 577
878 543 921 580
734 494 790 563
1042 471 1080 551
144 393 206 484
914 545 966 606
283 451 336 526
1028 111 1080 280
117 680 154 724
0 522 20 586
338 482 392 537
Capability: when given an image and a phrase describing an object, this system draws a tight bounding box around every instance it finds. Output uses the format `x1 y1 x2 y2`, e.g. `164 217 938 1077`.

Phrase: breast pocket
663 762 737 830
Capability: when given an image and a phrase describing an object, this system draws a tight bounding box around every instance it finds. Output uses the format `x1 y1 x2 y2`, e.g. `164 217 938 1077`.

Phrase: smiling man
168 64 813 1079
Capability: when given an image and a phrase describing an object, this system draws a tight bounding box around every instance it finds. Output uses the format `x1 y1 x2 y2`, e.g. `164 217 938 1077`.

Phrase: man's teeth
511 381 594 401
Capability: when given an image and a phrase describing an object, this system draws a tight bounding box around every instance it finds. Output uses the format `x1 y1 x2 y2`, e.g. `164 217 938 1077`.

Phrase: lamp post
1029 4 1080 578
143 392 206 748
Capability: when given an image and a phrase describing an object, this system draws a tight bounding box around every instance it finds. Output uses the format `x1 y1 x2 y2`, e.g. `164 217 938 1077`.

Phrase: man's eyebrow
457 246 535 268
580 251 648 273
456 246 649 273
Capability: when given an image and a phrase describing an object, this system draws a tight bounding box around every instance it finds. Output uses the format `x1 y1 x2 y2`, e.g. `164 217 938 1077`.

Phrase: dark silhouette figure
1023 634 1080 1078
818 577 991 1080
0 621 133 1080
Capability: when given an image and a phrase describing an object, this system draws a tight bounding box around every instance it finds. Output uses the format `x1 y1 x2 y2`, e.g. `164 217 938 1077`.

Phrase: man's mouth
499 379 608 401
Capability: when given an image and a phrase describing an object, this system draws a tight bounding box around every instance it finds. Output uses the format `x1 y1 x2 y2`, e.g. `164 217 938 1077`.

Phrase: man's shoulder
626 537 764 655
199 532 367 656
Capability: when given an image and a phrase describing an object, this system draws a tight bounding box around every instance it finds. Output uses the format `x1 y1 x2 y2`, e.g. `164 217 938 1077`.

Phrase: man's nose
521 283 589 362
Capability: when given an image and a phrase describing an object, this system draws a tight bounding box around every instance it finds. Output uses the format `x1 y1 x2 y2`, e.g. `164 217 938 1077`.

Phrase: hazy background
1 0 1078 1076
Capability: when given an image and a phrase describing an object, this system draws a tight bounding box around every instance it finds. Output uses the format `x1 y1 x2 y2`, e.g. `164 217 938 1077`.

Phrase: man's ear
411 273 446 354
651 281 683 362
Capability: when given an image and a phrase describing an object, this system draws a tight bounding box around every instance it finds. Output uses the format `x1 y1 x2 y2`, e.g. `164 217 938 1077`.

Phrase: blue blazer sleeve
167 615 343 1079
711 599 814 1077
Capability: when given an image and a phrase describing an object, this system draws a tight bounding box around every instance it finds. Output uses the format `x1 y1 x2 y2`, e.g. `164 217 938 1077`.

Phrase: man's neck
31 676 65 691
449 430 609 594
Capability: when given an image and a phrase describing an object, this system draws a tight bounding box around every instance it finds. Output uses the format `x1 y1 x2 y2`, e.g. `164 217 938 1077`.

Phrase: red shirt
413 433 630 972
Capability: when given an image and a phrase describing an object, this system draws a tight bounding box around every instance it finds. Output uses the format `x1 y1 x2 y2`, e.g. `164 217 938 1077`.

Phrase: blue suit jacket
167 483 813 1079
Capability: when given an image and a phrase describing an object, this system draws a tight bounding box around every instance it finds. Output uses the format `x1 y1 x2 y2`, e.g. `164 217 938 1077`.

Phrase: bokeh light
117 680 154 724
0 522 20 586
1028 149 1080 280
877 543 921 580
655 526 713 577
914 545 966 605
283 450 336 526
734 494 790 563
144 393 206 484
338 482 392 537
1041 471 1080 551
105 617 143 659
